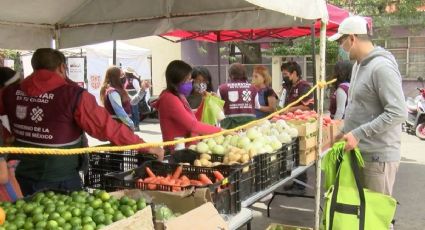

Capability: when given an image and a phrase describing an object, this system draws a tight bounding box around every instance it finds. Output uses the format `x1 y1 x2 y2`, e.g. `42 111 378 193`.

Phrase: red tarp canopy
161 4 373 42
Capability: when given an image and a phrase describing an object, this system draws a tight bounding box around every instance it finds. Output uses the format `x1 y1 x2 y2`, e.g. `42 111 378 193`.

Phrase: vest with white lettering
2 83 84 182
219 81 257 117
3 84 84 147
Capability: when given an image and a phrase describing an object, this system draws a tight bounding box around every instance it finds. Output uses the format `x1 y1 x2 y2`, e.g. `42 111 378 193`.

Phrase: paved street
88 121 425 230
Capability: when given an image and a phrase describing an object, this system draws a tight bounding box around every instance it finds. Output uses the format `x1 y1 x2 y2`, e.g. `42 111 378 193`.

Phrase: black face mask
282 76 292 88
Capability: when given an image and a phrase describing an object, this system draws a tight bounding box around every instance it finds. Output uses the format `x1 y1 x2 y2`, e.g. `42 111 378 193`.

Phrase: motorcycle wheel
416 123 425 140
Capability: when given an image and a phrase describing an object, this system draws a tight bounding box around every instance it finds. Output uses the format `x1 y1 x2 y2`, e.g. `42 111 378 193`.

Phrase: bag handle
328 150 366 230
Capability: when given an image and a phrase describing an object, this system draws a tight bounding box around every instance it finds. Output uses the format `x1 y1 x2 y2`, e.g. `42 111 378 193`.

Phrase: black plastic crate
172 149 257 201
280 138 299 179
105 161 240 214
84 148 157 190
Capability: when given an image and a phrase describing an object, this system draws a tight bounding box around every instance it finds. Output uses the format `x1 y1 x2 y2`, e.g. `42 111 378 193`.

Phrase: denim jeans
16 174 83 196
131 104 140 130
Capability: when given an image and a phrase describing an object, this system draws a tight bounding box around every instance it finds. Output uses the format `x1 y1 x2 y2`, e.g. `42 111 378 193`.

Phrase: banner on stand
67 57 85 87
21 55 33 78
86 50 108 105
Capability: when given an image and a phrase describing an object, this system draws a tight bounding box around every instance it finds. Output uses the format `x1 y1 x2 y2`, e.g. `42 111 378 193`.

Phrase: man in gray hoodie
330 16 407 196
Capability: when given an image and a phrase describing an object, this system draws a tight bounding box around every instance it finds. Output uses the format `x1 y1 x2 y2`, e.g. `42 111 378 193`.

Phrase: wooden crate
299 135 317 151
322 125 332 149
299 147 316 166
289 120 318 137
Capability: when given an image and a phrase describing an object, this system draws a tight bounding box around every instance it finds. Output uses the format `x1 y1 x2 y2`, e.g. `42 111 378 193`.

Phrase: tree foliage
0 49 22 71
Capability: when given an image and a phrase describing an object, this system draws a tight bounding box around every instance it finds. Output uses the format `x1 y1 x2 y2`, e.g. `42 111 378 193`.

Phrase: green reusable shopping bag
201 94 225 125
321 143 397 230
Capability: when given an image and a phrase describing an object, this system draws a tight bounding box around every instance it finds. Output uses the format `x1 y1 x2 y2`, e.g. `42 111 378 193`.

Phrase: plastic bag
198 93 225 125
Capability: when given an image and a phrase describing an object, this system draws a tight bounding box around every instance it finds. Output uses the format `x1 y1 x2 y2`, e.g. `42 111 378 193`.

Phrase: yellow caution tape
0 80 336 155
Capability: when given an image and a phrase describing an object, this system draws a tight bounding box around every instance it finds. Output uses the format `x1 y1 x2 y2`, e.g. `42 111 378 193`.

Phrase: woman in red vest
329 61 352 120
100 67 146 130
154 60 221 149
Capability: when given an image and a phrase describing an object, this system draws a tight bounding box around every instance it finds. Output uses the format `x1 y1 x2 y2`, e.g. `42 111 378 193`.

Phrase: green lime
82 224 95 230
15 212 27 219
70 217 82 226
119 196 130 205
32 206 44 215
15 200 25 208
93 213 105 224
7 207 17 215
83 209 93 218
104 207 115 215
46 191 55 198
86 195 95 202
56 217 66 226
82 216 93 225
71 208 82 217
23 203 35 213
32 213 45 223
23 221 34 230
62 211 73 221
96 224 106 229
5 223 17 230
46 220 59 229
45 205 56 214
49 212 61 220
90 199 102 209
102 202 112 209
63 223 72 230
136 200 146 210
99 191 110 202
113 212 124 222
127 199 136 206
79 191 90 197
14 219 26 228
35 220 47 229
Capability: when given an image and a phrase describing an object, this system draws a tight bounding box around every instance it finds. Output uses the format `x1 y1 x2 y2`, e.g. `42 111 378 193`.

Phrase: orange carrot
146 167 156 178
180 175 190 183
199 174 213 185
190 180 203 186
213 171 224 181
172 166 183 180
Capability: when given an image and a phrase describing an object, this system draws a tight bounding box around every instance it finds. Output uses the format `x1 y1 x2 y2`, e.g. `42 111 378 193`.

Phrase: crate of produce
105 161 240 214
84 147 157 191
171 149 258 201
280 138 299 178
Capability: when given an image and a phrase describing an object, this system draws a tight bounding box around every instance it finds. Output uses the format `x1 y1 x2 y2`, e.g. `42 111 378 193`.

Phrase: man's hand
342 132 359 151
147 146 164 161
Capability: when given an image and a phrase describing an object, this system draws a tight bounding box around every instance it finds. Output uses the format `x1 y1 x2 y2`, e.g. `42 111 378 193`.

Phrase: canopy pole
311 23 318 111
53 24 60 49
314 19 327 230
217 32 221 85
113 40 117 65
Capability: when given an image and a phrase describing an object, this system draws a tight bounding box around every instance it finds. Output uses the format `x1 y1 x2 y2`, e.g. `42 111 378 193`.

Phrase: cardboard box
322 125 332 149
330 120 344 143
144 187 212 215
266 223 313 230
299 148 316 166
105 190 154 230
163 202 228 230
299 135 317 150
289 120 318 137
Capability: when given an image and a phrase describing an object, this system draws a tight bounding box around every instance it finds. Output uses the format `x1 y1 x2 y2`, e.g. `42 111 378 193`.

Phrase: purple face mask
178 81 193 97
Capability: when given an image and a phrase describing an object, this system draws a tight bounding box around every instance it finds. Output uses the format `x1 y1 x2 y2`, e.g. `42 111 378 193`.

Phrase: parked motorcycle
405 77 425 140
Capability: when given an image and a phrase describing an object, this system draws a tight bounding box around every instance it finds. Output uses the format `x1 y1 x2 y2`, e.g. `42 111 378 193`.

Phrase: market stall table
225 208 254 230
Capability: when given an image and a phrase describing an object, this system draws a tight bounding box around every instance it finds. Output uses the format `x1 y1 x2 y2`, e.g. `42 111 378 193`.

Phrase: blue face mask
339 46 350 61
178 81 193 97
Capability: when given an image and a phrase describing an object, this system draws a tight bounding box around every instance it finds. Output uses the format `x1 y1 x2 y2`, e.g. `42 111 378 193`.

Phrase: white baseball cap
329 16 369 41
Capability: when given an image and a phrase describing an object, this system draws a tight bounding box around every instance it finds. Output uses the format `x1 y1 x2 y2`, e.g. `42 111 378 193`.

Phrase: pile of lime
0 190 147 230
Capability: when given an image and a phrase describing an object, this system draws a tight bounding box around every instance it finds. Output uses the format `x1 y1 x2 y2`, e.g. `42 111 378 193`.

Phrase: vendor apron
104 87 132 118
329 82 349 119
219 81 257 118
2 83 85 182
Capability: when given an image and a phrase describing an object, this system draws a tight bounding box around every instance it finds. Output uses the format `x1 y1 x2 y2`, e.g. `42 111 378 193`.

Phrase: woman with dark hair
100 66 146 130
329 61 352 120
187 66 214 109
154 60 221 147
